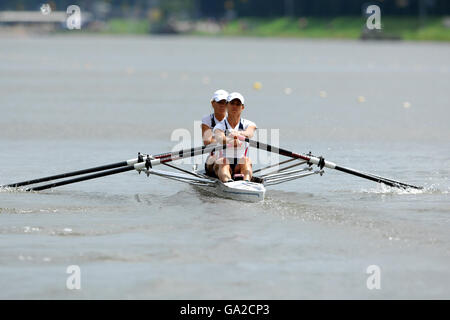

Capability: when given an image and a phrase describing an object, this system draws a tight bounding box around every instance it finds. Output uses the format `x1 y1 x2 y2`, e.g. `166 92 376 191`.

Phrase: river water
0 35 449 299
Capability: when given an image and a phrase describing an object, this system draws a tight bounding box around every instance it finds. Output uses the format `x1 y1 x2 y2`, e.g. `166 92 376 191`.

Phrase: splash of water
0 186 29 193
358 183 444 195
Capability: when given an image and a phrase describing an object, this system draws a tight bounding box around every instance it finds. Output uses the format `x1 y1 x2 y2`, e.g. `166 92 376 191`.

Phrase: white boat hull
195 180 265 202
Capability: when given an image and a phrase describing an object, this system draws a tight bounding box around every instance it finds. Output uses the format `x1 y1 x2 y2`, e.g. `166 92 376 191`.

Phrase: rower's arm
214 128 227 145
201 124 216 146
239 125 257 139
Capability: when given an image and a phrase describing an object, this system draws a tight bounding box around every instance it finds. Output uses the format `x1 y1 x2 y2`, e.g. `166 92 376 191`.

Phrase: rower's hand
229 131 247 142
227 131 240 139
226 135 242 147
233 135 242 147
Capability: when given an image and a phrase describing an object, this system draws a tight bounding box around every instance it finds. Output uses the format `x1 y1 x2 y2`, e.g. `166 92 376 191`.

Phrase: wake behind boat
1 138 422 202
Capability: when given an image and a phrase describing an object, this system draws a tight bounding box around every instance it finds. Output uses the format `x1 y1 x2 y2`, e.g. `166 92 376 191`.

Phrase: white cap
227 92 245 105
211 89 229 102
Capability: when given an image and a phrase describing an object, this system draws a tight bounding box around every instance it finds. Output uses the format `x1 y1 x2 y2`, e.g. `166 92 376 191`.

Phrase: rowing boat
1 137 422 200
191 173 266 202
128 146 326 202
139 154 325 202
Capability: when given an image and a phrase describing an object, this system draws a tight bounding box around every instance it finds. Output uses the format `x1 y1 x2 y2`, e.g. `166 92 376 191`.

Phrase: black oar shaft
3 144 220 188
334 165 421 189
244 138 422 190
27 166 135 192
244 139 310 161
4 161 128 188
24 143 228 191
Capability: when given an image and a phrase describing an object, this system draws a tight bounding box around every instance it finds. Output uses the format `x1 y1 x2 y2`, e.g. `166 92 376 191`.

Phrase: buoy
284 88 292 95
253 81 262 90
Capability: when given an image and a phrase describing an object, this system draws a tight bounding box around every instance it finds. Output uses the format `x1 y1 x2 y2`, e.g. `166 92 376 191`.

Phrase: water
0 35 449 299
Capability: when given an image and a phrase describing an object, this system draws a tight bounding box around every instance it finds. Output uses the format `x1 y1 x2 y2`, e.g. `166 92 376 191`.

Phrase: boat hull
195 180 265 202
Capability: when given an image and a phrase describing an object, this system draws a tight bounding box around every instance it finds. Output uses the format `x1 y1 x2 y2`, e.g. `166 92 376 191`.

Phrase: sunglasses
229 100 242 106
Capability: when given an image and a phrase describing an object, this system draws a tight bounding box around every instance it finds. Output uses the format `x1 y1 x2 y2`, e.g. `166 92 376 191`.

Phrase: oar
25 143 229 192
240 137 422 190
3 160 134 188
28 166 135 191
2 144 224 188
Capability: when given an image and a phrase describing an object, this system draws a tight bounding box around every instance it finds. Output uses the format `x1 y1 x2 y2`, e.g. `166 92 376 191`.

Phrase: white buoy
284 87 292 95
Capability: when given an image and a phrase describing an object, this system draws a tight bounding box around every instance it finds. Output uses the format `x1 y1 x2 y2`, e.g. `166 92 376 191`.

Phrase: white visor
227 92 245 105
211 89 229 102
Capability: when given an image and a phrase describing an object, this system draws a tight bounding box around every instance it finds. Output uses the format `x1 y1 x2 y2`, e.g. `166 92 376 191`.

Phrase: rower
213 92 257 183
201 89 228 176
